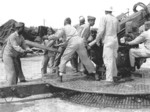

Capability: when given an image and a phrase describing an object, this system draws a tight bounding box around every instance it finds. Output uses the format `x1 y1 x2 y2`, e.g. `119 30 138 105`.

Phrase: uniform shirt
4 31 26 57
60 24 78 41
48 24 78 42
128 29 150 50
96 14 120 44
74 24 80 32
78 23 90 42
43 38 56 56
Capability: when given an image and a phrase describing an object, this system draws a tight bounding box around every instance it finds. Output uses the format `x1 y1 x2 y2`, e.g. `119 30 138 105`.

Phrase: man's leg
103 45 118 82
129 48 150 67
48 55 55 73
103 56 117 81
59 45 77 75
41 54 50 76
16 57 26 82
3 55 17 85
76 43 95 74
70 52 78 72
53 47 66 74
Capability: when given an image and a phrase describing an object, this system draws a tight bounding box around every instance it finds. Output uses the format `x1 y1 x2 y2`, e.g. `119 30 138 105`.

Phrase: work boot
130 67 135 72
20 79 27 83
58 73 63 82
94 73 100 81
88 73 100 81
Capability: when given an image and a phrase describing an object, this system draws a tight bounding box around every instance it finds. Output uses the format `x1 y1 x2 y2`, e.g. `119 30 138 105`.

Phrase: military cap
15 22 24 28
105 6 113 12
87 16 96 20
79 16 85 20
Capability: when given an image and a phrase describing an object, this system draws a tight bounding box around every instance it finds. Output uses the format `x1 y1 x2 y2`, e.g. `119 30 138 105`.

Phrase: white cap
79 16 85 21
105 6 113 12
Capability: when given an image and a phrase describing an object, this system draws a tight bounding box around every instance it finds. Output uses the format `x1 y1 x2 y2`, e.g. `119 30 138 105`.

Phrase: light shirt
4 31 26 57
129 29 150 50
96 14 120 44
61 24 78 41
78 23 90 42
48 24 78 42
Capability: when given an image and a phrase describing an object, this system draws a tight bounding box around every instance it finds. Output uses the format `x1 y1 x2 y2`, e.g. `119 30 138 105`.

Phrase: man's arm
46 40 55 47
22 37 32 51
96 17 106 45
127 32 146 45
48 30 65 40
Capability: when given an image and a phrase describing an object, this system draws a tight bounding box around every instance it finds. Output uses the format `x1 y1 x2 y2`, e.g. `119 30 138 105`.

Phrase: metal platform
1 69 150 97
1 69 150 108
43 71 150 95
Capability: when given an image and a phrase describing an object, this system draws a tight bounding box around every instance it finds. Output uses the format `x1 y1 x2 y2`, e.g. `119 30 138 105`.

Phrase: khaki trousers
3 54 25 85
103 40 118 82
59 36 95 74
129 46 150 67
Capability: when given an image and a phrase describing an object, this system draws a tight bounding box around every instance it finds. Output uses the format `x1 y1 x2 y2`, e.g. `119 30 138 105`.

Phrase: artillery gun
89 2 150 79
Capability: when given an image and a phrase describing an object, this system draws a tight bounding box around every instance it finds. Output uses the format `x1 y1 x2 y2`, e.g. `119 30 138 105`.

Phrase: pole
43 19 45 26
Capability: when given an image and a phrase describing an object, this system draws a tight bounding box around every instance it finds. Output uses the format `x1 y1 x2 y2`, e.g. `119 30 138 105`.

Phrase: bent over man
3 22 32 85
48 17 97 82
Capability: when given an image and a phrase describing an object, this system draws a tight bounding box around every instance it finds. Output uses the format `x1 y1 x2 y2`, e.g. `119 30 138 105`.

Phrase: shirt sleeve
128 32 146 45
96 16 106 43
81 25 90 42
21 37 30 50
10 36 25 53
48 29 65 40
117 21 120 33
46 40 55 47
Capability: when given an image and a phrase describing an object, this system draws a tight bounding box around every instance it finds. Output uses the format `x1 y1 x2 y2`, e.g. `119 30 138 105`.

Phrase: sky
0 0 149 28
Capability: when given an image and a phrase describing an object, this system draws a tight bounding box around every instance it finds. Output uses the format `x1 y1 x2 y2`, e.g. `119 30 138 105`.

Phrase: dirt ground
0 55 150 112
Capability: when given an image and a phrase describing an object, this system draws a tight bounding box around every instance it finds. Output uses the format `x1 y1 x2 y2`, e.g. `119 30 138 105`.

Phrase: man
77 16 96 74
70 16 86 72
78 16 96 46
74 16 85 31
126 21 150 70
48 17 97 82
41 27 56 76
91 7 120 82
3 22 32 85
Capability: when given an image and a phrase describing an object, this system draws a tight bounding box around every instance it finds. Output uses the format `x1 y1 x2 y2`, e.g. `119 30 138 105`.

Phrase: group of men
41 6 120 83
2 6 120 85
3 6 150 86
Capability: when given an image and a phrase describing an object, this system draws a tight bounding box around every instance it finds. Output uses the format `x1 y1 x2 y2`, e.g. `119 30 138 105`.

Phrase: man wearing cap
90 7 120 83
47 17 97 82
70 16 86 73
125 21 150 71
78 16 96 46
41 27 56 76
3 22 32 85
74 16 85 31
77 16 96 74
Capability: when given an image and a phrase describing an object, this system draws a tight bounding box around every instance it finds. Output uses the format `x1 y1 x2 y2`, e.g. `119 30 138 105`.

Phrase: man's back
99 14 119 44
63 24 78 41
78 24 90 39
105 14 118 36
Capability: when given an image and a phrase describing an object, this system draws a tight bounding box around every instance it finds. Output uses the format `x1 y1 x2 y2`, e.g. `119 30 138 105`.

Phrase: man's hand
25 48 33 53
43 35 48 40
125 41 129 45
87 44 91 50
54 42 67 48
96 41 100 46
